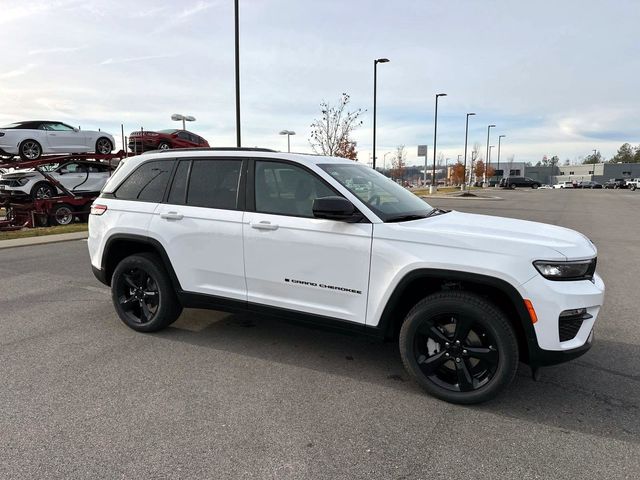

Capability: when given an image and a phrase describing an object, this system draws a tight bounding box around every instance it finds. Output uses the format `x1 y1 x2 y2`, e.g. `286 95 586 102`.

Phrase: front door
243 159 372 324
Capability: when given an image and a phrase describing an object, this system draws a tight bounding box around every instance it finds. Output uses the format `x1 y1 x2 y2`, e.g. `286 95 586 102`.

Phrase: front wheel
399 291 519 404
19 139 42 160
111 253 182 332
30 181 56 199
95 137 113 155
157 141 171 150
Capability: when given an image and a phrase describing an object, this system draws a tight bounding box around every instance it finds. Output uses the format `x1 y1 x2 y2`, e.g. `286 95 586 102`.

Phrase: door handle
250 221 279 231
160 212 183 220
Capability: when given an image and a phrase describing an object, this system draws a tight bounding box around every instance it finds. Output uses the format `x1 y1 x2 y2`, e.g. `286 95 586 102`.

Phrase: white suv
88 148 605 404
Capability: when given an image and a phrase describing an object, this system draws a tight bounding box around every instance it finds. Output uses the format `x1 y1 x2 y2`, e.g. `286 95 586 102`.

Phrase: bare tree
391 145 407 182
309 93 365 158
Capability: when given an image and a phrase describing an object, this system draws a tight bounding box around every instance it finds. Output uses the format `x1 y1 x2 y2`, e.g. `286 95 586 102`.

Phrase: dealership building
499 163 640 185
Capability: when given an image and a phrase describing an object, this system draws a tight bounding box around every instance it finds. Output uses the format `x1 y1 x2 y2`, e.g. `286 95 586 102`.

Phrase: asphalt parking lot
1 189 638 479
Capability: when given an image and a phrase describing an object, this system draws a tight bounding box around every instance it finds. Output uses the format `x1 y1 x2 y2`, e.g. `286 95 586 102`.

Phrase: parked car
604 178 628 189
128 129 209 153
538 184 553 189
88 147 604 404
0 160 113 199
626 178 640 191
553 181 574 189
499 176 541 189
577 181 603 189
0 121 114 160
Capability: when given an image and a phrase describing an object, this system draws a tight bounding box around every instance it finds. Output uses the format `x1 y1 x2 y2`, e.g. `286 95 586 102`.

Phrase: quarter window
255 161 335 217
186 159 242 210
115 160 175 202
167 160 190 205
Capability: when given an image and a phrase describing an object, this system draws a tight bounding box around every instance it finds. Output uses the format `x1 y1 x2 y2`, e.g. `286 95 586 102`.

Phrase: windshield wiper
385 214 430 223
424 207 449 218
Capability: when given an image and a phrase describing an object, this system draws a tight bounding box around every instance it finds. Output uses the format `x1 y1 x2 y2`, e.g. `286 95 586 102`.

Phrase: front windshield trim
318 163 433 222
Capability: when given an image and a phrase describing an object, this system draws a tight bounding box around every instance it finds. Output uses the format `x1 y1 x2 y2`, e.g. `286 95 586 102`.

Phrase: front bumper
521 272 604 366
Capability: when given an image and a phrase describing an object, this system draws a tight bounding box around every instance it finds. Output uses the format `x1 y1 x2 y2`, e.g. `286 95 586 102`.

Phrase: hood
1 169 38 179
379 210 596 261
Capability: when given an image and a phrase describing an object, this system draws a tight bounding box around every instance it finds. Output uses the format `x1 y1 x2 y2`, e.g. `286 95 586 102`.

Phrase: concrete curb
0 231 88 250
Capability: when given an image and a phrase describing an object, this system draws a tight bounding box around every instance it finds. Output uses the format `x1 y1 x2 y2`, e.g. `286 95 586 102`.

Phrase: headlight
533 258 596 281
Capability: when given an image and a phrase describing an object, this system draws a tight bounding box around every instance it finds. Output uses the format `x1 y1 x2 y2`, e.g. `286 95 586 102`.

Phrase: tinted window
186 159 241 209
256 161 335 217
167 160 190 205
59 163 86 174
177 131 190 141
115 160 174 202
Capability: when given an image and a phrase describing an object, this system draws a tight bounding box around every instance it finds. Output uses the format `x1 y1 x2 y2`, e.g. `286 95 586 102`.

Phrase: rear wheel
509 184 516 189
157 141 171 150
50 203 74 226
19 139 42 160
399 291 519 404
111 253 182 332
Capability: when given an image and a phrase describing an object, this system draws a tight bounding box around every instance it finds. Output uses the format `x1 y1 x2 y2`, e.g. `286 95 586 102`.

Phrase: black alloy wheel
400 291 518 404
31 182 56 199
117 267 160 325
111 253 182 332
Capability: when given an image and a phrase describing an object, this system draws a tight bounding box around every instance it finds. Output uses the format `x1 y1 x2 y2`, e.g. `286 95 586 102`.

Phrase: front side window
255 161 335 217
186 159 241 210
47 122 76 132
115 160 175 202
319 163 433 222
59 163 85 174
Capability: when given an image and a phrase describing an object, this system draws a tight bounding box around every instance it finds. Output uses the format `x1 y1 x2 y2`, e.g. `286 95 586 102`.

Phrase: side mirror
312 196 362 222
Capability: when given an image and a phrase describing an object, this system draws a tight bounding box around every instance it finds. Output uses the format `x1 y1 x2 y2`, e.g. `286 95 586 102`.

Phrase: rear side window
186 159 242 210
115 160 175 202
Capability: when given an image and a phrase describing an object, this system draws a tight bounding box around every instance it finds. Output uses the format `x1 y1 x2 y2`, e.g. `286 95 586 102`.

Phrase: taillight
90 204 108 215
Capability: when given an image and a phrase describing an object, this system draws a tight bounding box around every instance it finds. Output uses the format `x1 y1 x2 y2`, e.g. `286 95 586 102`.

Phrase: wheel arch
376 269 539 363
101 234 182 291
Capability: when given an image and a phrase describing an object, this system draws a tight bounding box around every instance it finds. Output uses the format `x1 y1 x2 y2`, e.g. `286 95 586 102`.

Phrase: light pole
497 134 506 182
431 93 447 194
484 124 495 184
171 114 196 130
279 130 295 152
383 151 392 173
462 113 475 192
234 0 241 147
488 145 495 182
372 58 390 170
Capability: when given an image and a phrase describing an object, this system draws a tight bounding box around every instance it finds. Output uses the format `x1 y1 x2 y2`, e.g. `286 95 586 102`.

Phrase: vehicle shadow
159 308 639 445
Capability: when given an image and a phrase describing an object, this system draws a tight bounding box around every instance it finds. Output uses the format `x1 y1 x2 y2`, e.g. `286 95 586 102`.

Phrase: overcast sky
1 0 638 165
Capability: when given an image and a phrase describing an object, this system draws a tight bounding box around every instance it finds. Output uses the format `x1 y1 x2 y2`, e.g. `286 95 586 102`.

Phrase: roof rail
144 147 278 154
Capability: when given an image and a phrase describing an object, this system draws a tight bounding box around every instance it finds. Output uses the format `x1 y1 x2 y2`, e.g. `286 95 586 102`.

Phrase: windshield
1 122 21 129
319 163 433 222
158 129 178 134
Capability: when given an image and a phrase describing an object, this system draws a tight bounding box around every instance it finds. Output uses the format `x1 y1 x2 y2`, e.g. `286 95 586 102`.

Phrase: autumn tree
451 162 465 185
309 93 364 158
390 145 407 181
486 165 496 178
474 159 485 181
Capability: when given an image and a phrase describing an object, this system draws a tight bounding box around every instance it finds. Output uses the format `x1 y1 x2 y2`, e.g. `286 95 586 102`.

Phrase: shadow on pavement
158 308 639 445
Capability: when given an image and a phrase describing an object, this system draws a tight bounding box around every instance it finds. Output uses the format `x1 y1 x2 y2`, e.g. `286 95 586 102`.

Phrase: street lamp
431 93 447 193
279 130 296 152
234 0 241 147
372 57 390 170
462 113 475 192
497 135 506 182
488 146 495 180
484 124 496 184
171 114 196 130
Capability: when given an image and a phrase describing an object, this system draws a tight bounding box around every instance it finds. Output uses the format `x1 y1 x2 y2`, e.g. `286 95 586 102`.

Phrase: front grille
558 309 592 342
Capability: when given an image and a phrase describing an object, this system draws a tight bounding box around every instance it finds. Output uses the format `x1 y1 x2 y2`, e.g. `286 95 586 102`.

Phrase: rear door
242 159 372 324
150 157 246 300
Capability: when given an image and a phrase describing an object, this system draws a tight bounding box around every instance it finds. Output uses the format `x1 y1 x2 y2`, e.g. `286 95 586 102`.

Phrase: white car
0 121 115 160
553 181 574 189
538 184 553 189
0 160 113 199
88 148 604 404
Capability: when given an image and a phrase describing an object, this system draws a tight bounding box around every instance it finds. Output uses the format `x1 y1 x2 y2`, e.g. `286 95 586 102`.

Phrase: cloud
0 64 37 79
28 46 86 56
99 54 177 65
178 1 216 19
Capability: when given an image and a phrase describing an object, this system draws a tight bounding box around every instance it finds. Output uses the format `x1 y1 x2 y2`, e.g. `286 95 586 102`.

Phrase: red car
128 129 209 153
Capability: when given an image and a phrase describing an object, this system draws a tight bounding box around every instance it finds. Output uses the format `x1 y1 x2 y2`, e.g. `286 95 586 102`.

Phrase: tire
157 141 171 150
509 184 516 189
19 139 42 160
631 185 637 191
532 184 539 189
111 253 182 332
95 137 113 155
399 291 519 404
30 181 56 200
50 203 74 226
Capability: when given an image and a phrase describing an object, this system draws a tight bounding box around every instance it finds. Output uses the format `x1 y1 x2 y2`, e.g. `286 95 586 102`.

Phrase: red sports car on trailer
128 129 209 153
